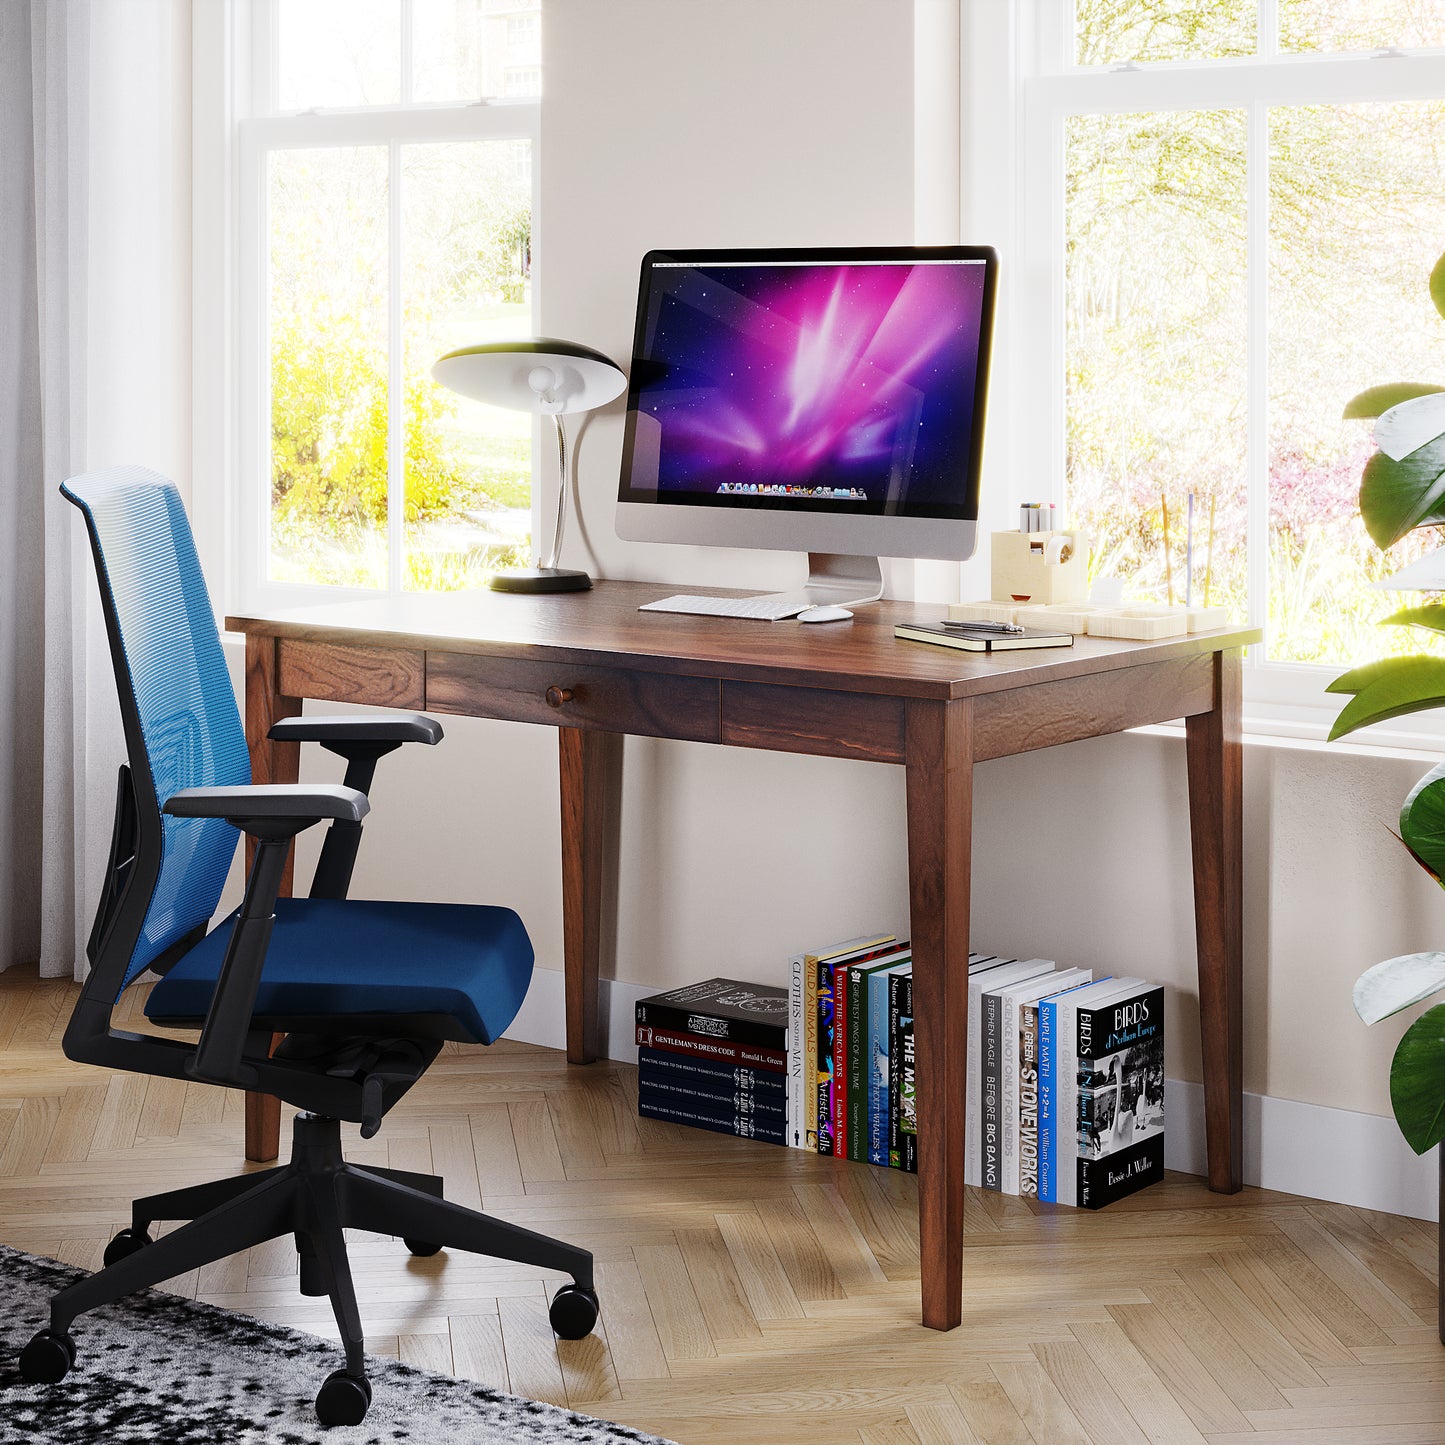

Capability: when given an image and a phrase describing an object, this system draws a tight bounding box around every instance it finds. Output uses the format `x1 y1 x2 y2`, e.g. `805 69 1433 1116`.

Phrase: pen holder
990 530 1089 606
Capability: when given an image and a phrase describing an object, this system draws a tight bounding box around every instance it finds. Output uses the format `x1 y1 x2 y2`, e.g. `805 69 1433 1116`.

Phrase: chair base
20 1112 596 1424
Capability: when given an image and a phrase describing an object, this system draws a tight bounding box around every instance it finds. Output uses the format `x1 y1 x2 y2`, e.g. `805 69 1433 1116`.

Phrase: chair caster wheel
403 1238 442 1258
19 1329 76 1384
549 1283 600 1340
103 1227 151 1267
315 1368 371 1427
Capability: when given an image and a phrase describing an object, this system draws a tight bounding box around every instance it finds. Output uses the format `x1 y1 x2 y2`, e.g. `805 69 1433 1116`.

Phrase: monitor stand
755 553 885 615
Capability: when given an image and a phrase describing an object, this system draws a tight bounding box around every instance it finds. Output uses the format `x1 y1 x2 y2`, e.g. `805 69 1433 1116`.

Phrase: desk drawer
426 653 720 741
277 639 425 709
721 682 906 762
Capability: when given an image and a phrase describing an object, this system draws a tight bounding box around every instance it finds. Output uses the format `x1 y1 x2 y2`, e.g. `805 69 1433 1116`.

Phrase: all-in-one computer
615 244 997 619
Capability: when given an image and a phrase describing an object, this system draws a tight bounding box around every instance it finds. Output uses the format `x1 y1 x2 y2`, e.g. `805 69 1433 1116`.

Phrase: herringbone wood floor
1 967 1442 1444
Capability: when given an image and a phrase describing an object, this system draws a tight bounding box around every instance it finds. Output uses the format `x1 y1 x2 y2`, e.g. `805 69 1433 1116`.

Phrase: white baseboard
507 968 1440 1223
1164 1077 1439 1223
503 966 653 1065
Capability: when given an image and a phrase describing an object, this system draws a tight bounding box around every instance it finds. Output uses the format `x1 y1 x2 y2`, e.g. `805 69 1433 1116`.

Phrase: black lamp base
488 567 593 594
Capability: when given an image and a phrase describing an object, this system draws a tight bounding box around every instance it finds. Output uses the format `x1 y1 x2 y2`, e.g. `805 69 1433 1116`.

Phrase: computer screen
616 245 996 572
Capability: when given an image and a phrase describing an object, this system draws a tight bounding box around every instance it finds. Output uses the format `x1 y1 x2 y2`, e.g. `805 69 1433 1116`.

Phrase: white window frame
970 1 1445 748
198 0 541 615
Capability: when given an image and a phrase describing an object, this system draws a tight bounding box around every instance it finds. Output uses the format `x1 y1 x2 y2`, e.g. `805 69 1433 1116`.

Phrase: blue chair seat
145 897 534 1045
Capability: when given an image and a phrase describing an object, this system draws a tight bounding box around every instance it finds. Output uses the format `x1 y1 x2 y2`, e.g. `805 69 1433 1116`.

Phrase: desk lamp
432 338 626 593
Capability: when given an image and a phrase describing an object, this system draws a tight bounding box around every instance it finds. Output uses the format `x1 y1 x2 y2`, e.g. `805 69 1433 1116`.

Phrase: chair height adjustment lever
358 1068 415 1139
360 1076 385 1139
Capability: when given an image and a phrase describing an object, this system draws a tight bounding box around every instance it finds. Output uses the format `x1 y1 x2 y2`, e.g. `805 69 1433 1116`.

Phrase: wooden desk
230 582 1258 1332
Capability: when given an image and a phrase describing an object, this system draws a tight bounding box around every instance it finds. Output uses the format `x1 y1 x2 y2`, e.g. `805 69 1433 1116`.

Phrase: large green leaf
1381 605 1445 636
1327 655 1445 739
1391 1002 1445 1153
1344 382 1445 420
1432 250 1445 321
1356 952 1445 1025
1359 437 1445 549
1401 764 1445 881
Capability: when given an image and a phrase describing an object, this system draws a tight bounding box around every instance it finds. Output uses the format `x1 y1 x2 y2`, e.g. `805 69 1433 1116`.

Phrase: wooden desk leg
242 634 301 1164
559 727 622 1065
905 697 974 1332
1185 647 1244 1193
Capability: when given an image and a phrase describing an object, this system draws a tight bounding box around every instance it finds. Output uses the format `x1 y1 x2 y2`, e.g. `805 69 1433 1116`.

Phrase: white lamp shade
432 338 626 415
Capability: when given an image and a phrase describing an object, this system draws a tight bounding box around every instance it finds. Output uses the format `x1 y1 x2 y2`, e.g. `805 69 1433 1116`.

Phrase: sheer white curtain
0 0 97 981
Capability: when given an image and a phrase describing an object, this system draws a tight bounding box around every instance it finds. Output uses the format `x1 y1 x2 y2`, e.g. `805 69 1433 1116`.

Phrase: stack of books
1039 976 1165 1208
786 937 1165 1209
637 944 1165 1210
786 933 915 1166
634 978 788 1146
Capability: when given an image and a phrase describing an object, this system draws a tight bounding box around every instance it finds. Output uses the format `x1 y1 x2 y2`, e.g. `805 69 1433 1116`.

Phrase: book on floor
636 978 787 1049
1000 969 1089 1196
1075 983 1165 1209
843 946 911 1163
793 933 896 1152
975 959 1055 1190
1048 977 1140 1206
637 1098 787 1144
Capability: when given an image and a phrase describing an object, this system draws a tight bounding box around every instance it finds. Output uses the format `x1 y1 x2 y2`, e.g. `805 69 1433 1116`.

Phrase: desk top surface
229 580 1262 702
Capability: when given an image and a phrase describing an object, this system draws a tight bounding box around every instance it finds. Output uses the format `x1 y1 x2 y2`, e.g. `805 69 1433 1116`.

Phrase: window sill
1135 716 1445 764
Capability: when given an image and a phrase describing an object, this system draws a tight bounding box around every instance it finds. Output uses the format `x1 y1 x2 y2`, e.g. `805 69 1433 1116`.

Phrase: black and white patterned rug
0 1245 677 1444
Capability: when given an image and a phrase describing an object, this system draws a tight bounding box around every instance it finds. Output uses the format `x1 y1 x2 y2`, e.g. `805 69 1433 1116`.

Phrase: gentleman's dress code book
636 978 788 1049
635 1025 786 1073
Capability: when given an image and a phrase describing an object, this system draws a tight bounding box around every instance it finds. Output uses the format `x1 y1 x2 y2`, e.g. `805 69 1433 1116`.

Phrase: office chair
16 466 598 1427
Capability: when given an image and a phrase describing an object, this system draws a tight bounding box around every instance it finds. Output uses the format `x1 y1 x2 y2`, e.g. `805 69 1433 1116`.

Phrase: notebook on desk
894 621 1073 653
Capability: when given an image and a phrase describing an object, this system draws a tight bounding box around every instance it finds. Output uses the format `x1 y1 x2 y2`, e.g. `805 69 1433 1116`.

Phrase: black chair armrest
263 717 439 902
267 714 443 746
160 785 369 1092
164 784 370 827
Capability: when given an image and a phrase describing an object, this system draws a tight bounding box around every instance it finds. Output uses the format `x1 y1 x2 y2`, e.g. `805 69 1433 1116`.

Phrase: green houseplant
1330 248 1445 1339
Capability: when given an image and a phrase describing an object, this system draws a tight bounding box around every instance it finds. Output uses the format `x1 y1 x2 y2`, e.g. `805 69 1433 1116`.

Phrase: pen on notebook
941 619 1025 634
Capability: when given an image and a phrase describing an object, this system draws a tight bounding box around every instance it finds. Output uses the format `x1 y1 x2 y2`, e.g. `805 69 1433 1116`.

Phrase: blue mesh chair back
62 467 250 990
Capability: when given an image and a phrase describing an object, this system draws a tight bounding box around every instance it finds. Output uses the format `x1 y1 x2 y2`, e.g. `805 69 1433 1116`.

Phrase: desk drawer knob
545 686 574 708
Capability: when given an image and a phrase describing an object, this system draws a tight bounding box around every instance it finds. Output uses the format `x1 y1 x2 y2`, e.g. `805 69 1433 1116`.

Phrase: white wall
88 0 192 490
236 0 1442 1213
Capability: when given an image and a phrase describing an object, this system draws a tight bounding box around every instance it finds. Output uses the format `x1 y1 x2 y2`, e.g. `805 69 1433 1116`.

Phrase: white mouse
797 605 854 624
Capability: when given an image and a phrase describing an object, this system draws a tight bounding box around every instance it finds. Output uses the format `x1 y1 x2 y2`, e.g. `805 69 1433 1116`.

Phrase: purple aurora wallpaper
627 259 987 511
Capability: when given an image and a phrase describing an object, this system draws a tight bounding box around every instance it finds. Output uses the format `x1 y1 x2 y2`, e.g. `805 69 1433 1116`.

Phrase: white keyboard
639 592 808 621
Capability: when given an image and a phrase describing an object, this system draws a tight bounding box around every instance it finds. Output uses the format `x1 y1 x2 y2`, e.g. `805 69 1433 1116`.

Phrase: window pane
413 0 542 103
401 141 533 591
1073 0 1254 65
1268 102 1445 664
277 0 400 110
1065 110 1248 617
268 147 390 588
1279 0 1445 53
